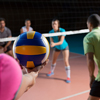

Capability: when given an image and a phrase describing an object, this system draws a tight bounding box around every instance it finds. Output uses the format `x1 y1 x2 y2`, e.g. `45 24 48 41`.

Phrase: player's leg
47 49 60 76
52 49 61 64
62 46 70 83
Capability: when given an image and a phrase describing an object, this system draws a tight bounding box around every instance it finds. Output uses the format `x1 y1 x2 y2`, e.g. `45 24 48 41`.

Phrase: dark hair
52 18 60 28
0 18 5 22
87 14 100 28
52 18 61 40
25 19 31 23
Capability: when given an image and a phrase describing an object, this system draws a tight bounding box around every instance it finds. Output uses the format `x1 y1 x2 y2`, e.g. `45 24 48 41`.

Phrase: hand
16 58 49 72
16 58 23 69
3 46 7 52
90 75 95 88
50 42 55 47
27 59 49 73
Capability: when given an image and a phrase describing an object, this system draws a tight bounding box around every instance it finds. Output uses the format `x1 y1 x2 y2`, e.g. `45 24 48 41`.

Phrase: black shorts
54 46 69 52
90 80 100 97
1 43 12 53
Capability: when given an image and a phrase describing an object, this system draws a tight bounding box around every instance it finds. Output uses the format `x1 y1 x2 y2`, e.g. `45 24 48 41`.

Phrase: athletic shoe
47 71 54 76
66 78 71 83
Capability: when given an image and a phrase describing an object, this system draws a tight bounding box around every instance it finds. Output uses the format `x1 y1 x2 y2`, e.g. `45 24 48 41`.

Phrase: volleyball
13 31 50 68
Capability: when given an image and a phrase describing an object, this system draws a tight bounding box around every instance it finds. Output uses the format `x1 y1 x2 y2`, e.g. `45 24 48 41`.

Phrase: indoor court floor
18 49 98 100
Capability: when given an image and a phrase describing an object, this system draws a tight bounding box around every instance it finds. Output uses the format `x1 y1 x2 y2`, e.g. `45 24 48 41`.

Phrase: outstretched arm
15 59 49 100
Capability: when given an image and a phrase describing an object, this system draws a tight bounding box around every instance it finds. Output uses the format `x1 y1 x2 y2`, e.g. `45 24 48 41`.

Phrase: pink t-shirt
0 54 22 100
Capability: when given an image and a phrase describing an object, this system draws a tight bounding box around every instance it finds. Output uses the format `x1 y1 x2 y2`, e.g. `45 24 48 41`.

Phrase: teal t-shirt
49 28 68 50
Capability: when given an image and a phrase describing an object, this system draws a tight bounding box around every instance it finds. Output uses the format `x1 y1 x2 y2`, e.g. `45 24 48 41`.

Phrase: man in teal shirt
83 14 100 100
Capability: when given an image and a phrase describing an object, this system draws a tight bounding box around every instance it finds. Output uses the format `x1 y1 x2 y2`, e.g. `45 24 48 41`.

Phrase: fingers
35 71 39 78
15 58 23 69
16 58 19 63
42 59 49 66
31 59 49 72
26 59 49 73
46 59 49 63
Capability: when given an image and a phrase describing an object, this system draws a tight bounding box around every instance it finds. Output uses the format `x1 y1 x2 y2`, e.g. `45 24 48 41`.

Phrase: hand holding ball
13 31 50 68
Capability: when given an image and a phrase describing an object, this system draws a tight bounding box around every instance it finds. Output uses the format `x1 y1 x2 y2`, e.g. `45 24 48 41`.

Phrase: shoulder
84 29 96 39
22 26 25 29
5 27 11 34
4 27 12 36
83 31 95 43
30 27 33 29
29 27 33 30
5 27 11 31
49 29 54 33
59 28 66 32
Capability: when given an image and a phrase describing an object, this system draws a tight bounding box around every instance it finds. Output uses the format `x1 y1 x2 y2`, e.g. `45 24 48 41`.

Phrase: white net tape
0 29 89 42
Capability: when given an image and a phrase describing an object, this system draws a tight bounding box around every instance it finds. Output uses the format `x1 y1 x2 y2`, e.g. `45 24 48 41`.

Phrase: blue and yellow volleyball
13 31 50 68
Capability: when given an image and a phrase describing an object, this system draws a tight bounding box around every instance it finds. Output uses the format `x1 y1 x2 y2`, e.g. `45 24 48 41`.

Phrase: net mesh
0 0 100 35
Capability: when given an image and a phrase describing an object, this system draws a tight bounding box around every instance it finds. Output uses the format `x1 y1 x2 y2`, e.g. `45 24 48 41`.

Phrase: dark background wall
0 0 100 36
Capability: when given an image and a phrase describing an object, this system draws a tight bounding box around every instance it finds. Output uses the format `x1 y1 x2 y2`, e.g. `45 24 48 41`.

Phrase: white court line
49 55 84 62
57 90 90 100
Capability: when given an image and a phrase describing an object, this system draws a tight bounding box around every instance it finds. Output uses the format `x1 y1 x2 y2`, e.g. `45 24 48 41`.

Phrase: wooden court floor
18 49 98 100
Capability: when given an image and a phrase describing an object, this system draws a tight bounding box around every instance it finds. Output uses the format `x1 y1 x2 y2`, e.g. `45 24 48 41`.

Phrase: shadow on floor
38 72 67 83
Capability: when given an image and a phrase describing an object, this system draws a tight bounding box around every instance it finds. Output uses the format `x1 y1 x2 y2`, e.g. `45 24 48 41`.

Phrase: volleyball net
1 0 100 34
0 29 89 42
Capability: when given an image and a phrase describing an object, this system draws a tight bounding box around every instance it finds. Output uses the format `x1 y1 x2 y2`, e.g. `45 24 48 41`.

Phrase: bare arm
15 71 38 100
50 37 54 43
5 36 11 47
23 71 38 90
20 28 24 34
51 36 65 47
3 36 12 52
86 53 95 87
15 59 49 100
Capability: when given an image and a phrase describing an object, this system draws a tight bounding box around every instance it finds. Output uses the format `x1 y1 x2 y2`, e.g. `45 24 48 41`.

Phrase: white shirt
22 26 33 32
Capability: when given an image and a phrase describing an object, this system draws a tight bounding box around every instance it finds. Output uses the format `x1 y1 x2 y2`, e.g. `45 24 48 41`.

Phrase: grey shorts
54 46 69 52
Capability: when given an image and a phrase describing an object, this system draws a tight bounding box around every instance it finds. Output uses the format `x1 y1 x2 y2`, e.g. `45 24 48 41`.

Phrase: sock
65 66 70 79
51 63 56 72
